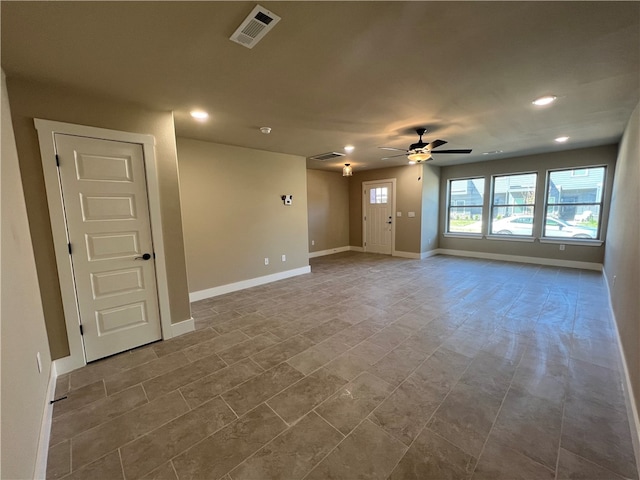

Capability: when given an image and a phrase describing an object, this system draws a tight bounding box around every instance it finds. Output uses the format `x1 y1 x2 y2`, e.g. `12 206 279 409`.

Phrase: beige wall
421 163 440 253
604 104 640 408
177 138 309 294
6 77 191 359
349 165 425 254
307 169 350 253
1 71 52 479
438 145 618 264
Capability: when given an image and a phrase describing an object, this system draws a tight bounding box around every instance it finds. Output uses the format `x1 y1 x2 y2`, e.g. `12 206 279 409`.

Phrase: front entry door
364 181 393 254
55 134 162 362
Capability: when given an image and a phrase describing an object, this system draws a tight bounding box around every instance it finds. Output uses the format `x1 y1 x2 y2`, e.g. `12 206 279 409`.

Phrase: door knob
135 253 152 260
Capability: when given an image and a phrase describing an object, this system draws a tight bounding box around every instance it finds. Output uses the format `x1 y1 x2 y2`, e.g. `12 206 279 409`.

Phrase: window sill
486 235 535 243
539 238 603 247
443 233 483 239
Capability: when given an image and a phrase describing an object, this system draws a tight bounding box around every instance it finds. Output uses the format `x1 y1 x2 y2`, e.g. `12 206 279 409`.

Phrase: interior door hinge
55 154 60 167
79 324 84 335
68 243 72 255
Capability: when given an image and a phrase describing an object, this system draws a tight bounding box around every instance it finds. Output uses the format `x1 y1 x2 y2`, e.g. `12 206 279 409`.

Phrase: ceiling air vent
230 5 281 49
308 152 346 161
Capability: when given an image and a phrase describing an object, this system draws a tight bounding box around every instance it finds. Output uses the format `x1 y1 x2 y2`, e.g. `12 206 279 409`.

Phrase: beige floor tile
472 437 554 480
230 412 343 480
152 328 218 357
142 352 227 400
251 335 315 369
62 451 124 480
267 368 346 424
50 385 147 446
46 439 70 479
120 397 236 479
172 404 287 479
69 347 157 389
556 448 629 480
218 333 280 365
52 380 106 418
305 419 407 480
316 372 394 435
71 391 188 470
367 343 427 386
222 362 305 416
179 358 264 409
182 330 250 362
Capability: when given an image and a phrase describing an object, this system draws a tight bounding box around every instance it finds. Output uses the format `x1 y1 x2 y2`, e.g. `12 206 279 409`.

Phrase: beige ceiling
2 1 639 172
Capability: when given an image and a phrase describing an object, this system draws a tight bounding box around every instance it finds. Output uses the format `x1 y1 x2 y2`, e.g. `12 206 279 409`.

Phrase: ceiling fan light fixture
407 151 431 162
532 95 557 106
343 163 353 176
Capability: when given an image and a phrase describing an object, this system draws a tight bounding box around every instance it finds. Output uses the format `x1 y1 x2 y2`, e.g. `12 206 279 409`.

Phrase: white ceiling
2 1 639 172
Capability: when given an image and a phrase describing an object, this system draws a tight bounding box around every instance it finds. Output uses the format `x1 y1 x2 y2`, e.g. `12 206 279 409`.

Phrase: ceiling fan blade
427 139 447 149
379 147 407 152
381 154 407 160
431 149 472 154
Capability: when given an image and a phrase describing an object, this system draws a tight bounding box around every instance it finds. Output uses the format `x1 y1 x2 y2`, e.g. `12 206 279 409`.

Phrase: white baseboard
35 361 57 479
436 248 602 271
603 273 640 479
350 246 364 253
421 249 439 259
393 250 421 259
189 266 312 302
171 317 195 337
52 354 84 376
309 246 351 258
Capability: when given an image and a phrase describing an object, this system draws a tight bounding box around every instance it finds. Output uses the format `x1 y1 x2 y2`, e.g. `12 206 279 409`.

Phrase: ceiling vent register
230 5 281 49
308 152 346 161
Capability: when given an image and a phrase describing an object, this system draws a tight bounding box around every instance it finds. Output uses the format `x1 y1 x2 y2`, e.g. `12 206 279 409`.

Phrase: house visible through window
490 173 537 236
447 177 484 234
544 166 605 240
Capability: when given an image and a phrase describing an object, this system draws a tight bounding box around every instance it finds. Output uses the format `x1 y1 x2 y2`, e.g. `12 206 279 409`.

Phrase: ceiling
2 2 639 172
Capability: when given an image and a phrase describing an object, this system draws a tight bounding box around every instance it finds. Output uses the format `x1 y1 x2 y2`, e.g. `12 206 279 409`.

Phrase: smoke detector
230 5 281 49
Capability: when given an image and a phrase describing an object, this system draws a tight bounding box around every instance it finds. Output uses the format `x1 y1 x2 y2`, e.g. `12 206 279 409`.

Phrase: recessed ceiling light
532 95 557 106
555 136 570 143
260 127 272 134
344 145 355 153
190 110 209 120
482 150 504 155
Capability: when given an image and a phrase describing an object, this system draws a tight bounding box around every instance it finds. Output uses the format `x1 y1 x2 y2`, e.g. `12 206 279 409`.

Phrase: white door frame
35 119 174 373
362 178 396 255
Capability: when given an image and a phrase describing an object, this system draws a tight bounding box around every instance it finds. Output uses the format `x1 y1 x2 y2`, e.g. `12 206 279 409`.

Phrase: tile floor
46 252 638 480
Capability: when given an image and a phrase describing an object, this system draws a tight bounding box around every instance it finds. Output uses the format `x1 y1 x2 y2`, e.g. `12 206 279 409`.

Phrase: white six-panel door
364 181 394 255
55 134 161 361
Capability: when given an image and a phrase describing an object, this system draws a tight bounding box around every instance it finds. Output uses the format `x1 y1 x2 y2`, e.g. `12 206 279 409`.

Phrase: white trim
34 362 57 480
189 266 311 302
34 119 174 372
435 248 602 271
362 178 396 255
171 317 195 337
539 238 603 247
443 233 483 239
309 246 351 258
485 235 536 243
604 274 640 479
393 251 421 259
350 246 364 253
420 250 439 260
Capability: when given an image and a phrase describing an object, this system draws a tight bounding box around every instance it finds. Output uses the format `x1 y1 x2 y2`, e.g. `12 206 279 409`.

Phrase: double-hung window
447 177 485 234
543 166 605 240
490 173 537 236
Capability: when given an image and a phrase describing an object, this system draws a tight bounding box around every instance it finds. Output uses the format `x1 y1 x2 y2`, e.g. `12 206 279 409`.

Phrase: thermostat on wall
281 194 293 205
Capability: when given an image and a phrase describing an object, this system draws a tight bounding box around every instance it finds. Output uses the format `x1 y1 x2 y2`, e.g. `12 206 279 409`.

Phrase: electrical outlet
281 254 286 262
613 275 617 286
36 352 42 374
311 240 315 246
264 257 269 265
559 244 565 251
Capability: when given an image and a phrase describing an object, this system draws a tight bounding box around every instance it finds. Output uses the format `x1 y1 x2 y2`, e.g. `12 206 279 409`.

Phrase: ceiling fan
379 128 472 162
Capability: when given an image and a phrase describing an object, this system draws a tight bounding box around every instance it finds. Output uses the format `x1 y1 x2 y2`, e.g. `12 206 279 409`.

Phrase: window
544 166 605 240
490 173 537 236
447 178 484 234
369 187 388 204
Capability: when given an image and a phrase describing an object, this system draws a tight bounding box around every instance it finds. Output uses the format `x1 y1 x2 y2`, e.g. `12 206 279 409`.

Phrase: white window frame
446 176 485 236
488 171 538 239
542 165 606 243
